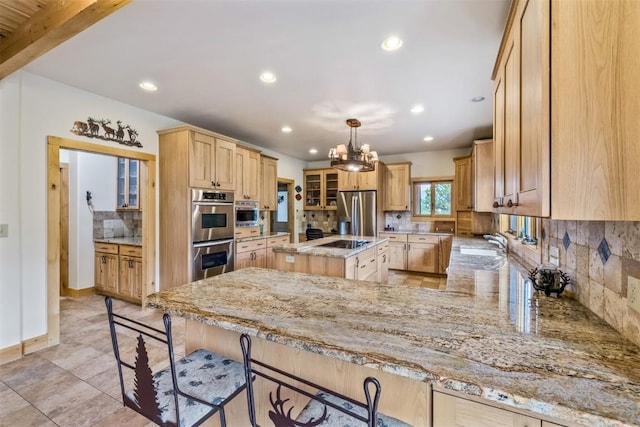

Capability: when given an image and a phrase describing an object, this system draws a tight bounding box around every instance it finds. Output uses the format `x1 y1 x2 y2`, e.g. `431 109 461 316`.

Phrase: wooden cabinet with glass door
117 158 139 210
303 168 339 210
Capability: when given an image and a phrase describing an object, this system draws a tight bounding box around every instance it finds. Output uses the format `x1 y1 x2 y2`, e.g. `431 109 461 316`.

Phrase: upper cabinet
383 162 411 211
454 155 473 211
494 0 639 220
260 155 278 211
117 157 139 210
189 131 236 190
235 146 260 200
304 169 339 210
338 163 381 191
472 140 494 213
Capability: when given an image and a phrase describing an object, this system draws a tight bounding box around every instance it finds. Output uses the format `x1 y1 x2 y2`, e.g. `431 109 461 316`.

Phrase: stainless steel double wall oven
191 190 234 280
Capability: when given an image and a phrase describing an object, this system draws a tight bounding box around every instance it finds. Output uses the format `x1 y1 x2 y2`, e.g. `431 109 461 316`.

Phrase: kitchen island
270 234 389 281
147 263 640 427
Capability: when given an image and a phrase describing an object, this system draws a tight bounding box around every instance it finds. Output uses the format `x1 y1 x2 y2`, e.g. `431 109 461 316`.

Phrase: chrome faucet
483 234 507 252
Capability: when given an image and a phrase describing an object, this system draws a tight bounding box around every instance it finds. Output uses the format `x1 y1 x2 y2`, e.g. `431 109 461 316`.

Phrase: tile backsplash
538 220 640 346
384 211 453 233
93 210 142 239
301 210 338 232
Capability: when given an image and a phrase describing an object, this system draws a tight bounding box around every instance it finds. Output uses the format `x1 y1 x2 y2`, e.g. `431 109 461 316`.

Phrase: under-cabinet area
378 232 452 274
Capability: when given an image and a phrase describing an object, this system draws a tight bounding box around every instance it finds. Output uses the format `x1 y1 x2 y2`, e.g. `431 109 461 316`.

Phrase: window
412 179 453 217
500 214 539 244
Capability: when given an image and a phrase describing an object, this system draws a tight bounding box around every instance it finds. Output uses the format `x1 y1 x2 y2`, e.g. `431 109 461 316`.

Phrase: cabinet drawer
267 235 290 247
376 241 389 254
95 243 118 254
120 245 142 257
357 247 377 280
378 233 407 242
236 238 266 253
235 227 261 239
408 234 439 244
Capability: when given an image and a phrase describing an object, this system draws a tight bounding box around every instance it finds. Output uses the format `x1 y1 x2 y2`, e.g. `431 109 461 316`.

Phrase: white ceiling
24 0 510 161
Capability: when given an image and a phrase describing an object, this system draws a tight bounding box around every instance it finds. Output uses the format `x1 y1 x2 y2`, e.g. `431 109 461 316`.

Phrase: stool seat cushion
297 391 413 427
126 348 246 427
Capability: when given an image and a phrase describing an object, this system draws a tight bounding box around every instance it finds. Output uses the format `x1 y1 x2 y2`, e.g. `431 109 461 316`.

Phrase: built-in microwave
235 200 259 227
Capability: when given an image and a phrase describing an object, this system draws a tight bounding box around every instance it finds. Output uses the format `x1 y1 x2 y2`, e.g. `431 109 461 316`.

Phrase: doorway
272 178 295 237
46 136 156 348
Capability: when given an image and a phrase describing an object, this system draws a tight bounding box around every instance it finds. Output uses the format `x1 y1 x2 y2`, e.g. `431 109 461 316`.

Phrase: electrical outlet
628 276 640 314
286 255 295 263
549 256 559 267
0 224 8 238
549 246 559 258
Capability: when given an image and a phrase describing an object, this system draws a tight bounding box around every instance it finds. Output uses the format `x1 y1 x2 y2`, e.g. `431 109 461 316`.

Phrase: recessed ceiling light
471 96 485 102
424 136 434 142
410 104 424 114
381 36 403 51
281 126 292 133
309 148 318 154
260 71 277 83
139 81 157 91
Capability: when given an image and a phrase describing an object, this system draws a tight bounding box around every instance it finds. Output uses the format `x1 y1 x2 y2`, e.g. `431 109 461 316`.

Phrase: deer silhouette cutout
100 119 116 139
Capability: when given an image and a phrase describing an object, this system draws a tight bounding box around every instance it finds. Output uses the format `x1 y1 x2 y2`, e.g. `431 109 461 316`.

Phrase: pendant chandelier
328 119 378 172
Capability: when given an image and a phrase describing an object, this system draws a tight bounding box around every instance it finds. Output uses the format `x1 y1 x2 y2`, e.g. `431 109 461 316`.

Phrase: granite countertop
271 235 388 258
94 237 142 246
147 261 640 426
236 232 289 243
379 229 454 236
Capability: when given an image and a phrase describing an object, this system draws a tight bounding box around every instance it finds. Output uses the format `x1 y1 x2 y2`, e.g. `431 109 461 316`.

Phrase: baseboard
67 287 96 298
0 343 22 365
22 333 49 355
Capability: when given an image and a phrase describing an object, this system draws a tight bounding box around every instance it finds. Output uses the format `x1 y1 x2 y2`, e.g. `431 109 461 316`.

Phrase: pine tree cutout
129 334 164 424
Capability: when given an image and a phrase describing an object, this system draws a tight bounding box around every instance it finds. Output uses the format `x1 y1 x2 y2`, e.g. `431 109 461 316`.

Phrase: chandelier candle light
329 119 378 172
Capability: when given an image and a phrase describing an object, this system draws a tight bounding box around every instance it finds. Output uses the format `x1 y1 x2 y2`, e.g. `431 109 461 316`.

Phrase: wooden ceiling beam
0 0 131 80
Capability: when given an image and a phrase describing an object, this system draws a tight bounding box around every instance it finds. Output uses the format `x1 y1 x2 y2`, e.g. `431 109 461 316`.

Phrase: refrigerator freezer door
337 190 376 237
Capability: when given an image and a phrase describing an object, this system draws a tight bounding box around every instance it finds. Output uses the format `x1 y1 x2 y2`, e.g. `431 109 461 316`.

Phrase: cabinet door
357 168 378 191
119 256 143 299
356 247 377 281
433 391 542 427
244 150 260 200
214 138 236 190
387 242 407 270
377 249 389 283
493 72 505 210
503 39 519 208
254 248 267 268
95 253 118 293
304 170 323 209
189 131 216 188
117 158 140 210
260 157 278 210
438 236 452 274
338 169 357 190
407 242 438 273
454 156 473 211
323 170 339 210
235 250 255 270
384 163 410 211
473 140 494 213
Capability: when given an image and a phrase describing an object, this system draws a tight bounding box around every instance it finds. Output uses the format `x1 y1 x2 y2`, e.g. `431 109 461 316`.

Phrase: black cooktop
317 239 370 249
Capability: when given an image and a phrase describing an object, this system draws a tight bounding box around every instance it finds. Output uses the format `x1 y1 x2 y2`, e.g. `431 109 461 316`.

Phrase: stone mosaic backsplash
93 210 142 239
383 211 453 233
539 220 640 347
301 210 338 232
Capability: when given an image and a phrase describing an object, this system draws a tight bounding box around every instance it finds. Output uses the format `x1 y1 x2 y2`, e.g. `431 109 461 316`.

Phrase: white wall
0 70 310 349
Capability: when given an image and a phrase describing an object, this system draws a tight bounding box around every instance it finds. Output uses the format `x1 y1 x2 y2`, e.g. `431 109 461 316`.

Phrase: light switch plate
628 276 640 313
549 246 559 258
0 224 8 238
549 256 559 267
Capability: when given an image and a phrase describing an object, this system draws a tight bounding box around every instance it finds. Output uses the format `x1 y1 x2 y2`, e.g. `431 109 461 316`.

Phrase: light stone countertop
94 237 142 246
379 229 454 236
147 241 640 427
270 234 388 258
236 232 290 243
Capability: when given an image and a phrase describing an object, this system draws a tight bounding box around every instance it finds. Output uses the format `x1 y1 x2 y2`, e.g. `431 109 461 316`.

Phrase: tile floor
0 270 444 426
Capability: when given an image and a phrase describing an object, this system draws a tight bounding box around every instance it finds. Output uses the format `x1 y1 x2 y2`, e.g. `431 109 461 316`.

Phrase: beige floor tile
51 392 122 427
0 381 31 417
91 406 155 427
0 405 57 427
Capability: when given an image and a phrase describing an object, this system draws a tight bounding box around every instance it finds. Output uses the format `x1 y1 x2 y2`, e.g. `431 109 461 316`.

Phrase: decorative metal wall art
71 117 143 147
528 266 570 297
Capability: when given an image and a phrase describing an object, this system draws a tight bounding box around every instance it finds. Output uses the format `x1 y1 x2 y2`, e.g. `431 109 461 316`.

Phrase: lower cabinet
266 234 290 269
376 241 389 283
433 390 567 427
406 235 439 273
438 235 453 274
345 246 377 281
380 233 408 270
94 242 143 303
235 238 267 269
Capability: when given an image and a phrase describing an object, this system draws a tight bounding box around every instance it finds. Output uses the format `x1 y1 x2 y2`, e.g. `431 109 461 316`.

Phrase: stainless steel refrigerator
337 190 377 237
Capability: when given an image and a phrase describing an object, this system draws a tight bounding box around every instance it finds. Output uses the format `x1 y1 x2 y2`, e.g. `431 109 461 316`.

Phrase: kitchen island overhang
147 267 640 427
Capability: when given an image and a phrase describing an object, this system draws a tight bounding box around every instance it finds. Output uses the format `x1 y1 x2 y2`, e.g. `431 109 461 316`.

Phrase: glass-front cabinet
117 158 139 210
303 169 338 210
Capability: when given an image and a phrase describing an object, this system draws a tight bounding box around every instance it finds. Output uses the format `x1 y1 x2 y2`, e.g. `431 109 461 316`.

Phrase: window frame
410 176 455 221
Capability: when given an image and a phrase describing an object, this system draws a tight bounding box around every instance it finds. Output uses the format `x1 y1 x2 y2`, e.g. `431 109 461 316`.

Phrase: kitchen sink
317 240 370 249
460 248 498 256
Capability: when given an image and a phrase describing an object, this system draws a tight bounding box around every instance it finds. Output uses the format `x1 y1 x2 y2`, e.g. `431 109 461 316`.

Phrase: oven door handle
192 238 234 248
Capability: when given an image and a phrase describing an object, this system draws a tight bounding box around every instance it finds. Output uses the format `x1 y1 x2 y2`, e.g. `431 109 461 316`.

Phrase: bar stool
306 228 324 240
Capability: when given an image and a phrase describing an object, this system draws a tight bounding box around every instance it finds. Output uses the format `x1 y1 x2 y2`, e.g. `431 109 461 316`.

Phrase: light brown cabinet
266 234 290 269
407 235 439 274
472 140 494 212
454 155 473 211
95 244 118 294
338 166 380 191
303 169 339 210
189 131 236 191
345 246 377 281
380 233 408 270
376 241 389 283
260 155 278 211
438 235 452 275
94 243 142 303
235 238 267 269
455 149 492 236
383 162 411 211
433 391 544 427
235 146 260 200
